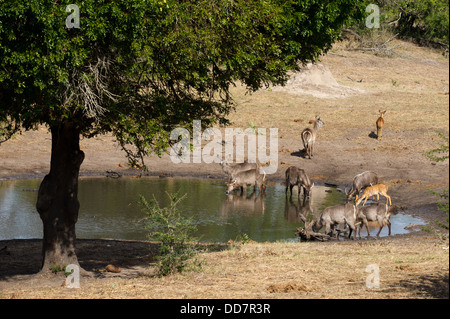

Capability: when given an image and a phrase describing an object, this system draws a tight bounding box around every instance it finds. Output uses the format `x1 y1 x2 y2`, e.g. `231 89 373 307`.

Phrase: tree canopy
1 0 364 163
0 0 364 270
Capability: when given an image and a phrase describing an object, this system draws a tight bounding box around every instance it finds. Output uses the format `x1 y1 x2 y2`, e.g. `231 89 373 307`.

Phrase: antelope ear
311 182 315 188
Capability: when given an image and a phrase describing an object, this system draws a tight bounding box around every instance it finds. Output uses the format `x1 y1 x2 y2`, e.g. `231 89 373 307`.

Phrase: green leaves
141 193 201 276
1 0 363 163
423 132 449 163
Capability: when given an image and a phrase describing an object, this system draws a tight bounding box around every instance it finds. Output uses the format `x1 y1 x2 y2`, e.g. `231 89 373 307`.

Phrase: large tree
0 0 363 271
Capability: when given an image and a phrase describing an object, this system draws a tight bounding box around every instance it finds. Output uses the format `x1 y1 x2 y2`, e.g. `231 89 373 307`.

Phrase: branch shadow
0 238 227 282
381 272 449 299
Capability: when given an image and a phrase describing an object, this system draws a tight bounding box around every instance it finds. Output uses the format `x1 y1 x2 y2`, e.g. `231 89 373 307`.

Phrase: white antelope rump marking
301 116 325 159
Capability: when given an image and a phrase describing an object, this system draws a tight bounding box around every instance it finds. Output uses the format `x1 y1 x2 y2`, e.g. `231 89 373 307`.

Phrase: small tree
423 132 449 241
140 193 200 276
423 132 449 164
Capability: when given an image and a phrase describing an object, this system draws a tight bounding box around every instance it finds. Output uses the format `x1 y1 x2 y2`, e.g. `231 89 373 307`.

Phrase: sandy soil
0 39 448 299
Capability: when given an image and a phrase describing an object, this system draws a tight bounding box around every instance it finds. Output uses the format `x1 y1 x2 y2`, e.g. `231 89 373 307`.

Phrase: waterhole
0 177 425 242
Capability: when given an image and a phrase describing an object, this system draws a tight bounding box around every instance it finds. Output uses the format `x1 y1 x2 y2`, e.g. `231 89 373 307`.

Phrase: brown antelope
355 183 391 207
301 116 325 159
220 160 257 178
285 166 314 199
345 171 378 202
226 168 267 195
357 203 391 237
312 203 362 240
376 110 386 139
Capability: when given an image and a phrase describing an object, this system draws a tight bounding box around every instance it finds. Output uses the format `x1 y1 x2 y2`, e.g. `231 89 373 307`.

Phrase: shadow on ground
0 238 226 282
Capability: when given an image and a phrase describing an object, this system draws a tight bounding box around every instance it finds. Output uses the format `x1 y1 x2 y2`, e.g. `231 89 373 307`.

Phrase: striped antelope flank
355 183 392 207
301 116 325 159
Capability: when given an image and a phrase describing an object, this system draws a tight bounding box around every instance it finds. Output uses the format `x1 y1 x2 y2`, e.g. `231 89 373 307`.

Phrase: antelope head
226 178 237 194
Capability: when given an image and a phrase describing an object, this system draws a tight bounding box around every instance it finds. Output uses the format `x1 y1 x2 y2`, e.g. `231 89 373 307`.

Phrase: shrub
348 0 449 47
423 132 449 243
140 193 201 277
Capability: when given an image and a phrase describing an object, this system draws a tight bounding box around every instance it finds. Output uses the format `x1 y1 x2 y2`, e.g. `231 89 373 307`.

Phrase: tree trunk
36 121 84 272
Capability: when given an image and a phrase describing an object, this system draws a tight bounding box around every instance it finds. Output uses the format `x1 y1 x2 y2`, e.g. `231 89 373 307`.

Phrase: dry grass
0 39 448 300
227 38 449 156
1 238 448 299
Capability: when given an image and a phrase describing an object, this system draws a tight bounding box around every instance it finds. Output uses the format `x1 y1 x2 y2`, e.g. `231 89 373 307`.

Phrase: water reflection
0 177 425 242
219 192 266 216
284 197 314 224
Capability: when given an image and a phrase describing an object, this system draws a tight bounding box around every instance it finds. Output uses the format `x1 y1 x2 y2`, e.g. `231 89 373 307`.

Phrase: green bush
349 0 449 46
424 132 449 214
423 132 449 164
140 193 201 277
393 0 449 45
423 132 449 243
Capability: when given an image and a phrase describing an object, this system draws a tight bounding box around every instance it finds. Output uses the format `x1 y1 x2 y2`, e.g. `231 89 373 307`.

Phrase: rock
404 223 422 231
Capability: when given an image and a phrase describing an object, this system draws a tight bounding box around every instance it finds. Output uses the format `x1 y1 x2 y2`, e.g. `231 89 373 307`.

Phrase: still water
0 177 424 242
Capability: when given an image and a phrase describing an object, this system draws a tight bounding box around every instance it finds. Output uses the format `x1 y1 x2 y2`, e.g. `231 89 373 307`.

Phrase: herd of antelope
222 110 390 240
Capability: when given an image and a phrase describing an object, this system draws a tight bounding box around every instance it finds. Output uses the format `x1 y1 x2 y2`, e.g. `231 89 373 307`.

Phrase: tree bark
36 121 84 271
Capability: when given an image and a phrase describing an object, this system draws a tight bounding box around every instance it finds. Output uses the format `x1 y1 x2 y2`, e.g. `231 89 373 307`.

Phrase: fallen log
296 227 331 241
295 222 331 242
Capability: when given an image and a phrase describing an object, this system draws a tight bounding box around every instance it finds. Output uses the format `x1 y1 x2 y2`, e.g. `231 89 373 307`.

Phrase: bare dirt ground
0 39 448 299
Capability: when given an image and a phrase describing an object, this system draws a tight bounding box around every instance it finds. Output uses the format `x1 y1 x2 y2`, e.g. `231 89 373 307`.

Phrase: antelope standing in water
301 116 325 159
376 110 386 139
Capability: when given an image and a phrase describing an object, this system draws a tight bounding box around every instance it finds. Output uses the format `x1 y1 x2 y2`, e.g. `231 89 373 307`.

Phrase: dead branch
295 227 331 241
62 56 120 120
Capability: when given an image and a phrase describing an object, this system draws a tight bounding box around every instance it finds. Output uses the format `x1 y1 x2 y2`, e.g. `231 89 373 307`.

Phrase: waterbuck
357 203 391 237
285 166 314 199
376 110 386 139
355 183 392 207
226 168 267 195
345 171 378 202
312 203 361 240
301 116 325 159
220 161 257 178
